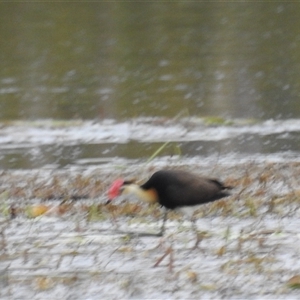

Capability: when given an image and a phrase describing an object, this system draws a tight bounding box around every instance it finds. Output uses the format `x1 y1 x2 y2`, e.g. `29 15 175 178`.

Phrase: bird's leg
191 217 203 250
157 209 168 237
153 211 174 271
148 209 168 251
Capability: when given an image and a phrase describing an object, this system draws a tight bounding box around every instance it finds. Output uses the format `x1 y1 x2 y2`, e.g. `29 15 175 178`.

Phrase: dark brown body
140 169 231 209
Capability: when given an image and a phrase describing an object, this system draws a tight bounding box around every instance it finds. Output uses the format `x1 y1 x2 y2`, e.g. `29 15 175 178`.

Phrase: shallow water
0 118 300 169
1 4 300 298
1 3 300 168
1 3 300 121
1 161 300 299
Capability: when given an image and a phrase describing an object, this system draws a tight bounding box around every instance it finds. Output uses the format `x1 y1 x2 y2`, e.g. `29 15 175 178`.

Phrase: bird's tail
209 179 233 191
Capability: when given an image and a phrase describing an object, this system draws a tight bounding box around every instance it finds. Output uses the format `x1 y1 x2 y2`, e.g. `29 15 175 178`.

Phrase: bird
106 169 232 269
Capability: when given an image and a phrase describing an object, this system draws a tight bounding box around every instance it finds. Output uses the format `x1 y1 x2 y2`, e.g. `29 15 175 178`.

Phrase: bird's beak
105 199 112 205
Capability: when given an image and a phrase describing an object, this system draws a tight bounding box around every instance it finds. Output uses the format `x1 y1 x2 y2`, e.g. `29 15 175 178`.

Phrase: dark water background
1 2 300 168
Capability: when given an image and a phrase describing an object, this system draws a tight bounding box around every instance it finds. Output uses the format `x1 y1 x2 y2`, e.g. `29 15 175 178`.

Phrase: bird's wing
163 175 228 208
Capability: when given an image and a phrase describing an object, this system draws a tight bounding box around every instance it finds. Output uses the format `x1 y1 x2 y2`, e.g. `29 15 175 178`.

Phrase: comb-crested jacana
106 169 232 269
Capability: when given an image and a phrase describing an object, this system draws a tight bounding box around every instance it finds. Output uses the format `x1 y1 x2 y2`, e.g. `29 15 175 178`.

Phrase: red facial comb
107 179 124 200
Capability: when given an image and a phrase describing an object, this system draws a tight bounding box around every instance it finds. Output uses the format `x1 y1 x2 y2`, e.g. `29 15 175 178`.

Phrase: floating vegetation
1 161 300 298
287 275 300 289
202 116 234 126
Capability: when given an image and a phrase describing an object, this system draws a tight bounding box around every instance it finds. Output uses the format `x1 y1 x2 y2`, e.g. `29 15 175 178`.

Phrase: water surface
1 3 300 168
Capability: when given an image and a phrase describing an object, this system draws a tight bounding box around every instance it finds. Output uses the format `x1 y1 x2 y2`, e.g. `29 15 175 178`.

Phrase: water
2 5 300 298
1 2 300 168
1 162 300 299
